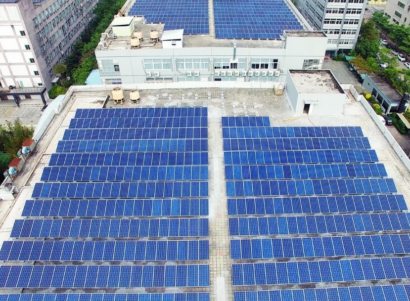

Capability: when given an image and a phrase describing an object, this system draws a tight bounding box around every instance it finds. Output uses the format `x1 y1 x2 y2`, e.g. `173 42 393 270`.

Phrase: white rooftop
111 16 134 26
161 29 184 41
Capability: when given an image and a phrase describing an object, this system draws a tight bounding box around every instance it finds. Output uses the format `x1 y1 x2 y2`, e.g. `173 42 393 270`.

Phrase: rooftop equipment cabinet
111 17 135 37
161 29 184 49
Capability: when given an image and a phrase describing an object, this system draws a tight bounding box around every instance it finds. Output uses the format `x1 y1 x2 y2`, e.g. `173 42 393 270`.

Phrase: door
303 104 311 114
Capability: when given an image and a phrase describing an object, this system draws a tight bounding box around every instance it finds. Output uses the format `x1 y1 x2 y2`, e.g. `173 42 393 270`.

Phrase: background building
294 0 368 56
0 0 100 90
384 0 410 25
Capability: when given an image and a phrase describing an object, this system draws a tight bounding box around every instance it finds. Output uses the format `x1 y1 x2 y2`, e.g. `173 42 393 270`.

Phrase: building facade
294 0 368 56
0 0 99 91
385 0 410 25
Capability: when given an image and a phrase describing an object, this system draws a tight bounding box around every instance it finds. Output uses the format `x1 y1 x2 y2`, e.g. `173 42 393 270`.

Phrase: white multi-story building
295 0 368 56
0 0 99 91
385 0 410 25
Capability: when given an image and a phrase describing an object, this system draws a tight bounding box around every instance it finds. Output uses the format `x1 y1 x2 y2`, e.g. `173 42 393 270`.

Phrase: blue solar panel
56 139 208 153
230 234 410 259
0 265 210 288
225 163 387 180
214 0 304 39
11 218 209 238
32 181 208 198
41 165 209 182
222 117 270 127
224 149 379 164
63 128 208 140
48 152 208 166
228 213 410 236
223 137 371 151
223 126 364 138
128 0 208 34
75 107 208 118
233 286 410 301
0 240 210 261
22 199 209 217
0 294 211 301
232 258 410 285
69 117 208 129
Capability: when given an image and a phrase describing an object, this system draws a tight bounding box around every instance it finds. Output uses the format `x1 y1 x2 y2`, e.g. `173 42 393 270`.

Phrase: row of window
327 0 365 3
326 8 362 14
327 39 355 45
324 18 360 25
324 29 357 35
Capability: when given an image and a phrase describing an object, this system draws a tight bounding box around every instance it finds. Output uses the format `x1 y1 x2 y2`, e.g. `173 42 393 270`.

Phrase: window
38 83 43 86
177 58 209 70
395 11 402 18
251 58 279 69
144 59 172 70
114 65 120 72
398 1 405 8
29 58 35 63
177 76 200 82
105 78 122 84
25 45 30 50
19 31 26 36
303 59 320 69
34 71 39 75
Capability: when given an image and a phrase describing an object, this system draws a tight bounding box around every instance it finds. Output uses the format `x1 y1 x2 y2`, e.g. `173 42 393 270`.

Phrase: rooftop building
384 0 410 25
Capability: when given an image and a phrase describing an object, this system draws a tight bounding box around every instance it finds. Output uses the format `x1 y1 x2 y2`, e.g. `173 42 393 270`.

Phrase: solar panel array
128 0 209 34
0 108 210 300
213 0 303 39
223 117 410 299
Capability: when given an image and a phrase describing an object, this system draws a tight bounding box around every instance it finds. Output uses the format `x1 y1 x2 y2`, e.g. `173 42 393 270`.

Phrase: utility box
9 158 23 172
22 139 36 153
111 17 135 37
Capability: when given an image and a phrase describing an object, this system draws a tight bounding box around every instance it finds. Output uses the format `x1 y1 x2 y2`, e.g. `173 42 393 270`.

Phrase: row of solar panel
222 126 364 138
69 117 208 129
225 163 387 180
227 195 407 215
232 257 410 285
0 294 210 301
0 240 209 262
224 149 379 165
229 213 410 236
0 264 210 288
231 234 410 260
227 178 396 197
63 128 208 141
223 137 371 151
234 286 410 301
222 116 270 127
23 199 209 217
49 152 208 167
41 166 209 182
32 181 209 198
11 218 209 238
75 107 208 119
56 139 208 153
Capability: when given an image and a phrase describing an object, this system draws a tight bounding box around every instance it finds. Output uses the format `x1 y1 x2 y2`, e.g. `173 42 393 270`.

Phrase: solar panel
22 199 209 217
0 240 210 261
222 117 270 127
230 234 410 259
214 0 303 39
0 294 211 301
223 126 364 138
0 264 210 288
11 218 209 238
233 286 409 301
227 195 407 215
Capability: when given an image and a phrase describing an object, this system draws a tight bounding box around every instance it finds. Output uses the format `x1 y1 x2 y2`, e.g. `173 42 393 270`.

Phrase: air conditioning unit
194 71 200 77
261 71 267 76
234 71 240 76
274 70 281 77
221 71 226 77
186 71 192 77
254 71 260 77
146 71 152 77
153 71 160 77
241 71 247 76
227 71 233 76
215 70 221 76
268 71 274 76
248 71 254 76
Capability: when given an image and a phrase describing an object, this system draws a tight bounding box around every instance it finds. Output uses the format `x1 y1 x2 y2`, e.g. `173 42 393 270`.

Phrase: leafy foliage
48 85 67 99
0 153 13 182
356 20 380 59
0 120 34 157
52 63 67 76
390 113 408 134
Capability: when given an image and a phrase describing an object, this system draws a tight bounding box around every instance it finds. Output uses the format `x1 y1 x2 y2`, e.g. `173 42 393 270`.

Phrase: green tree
356 20 380 58
52 63 67 76
48 85 67 99
0 120 34 157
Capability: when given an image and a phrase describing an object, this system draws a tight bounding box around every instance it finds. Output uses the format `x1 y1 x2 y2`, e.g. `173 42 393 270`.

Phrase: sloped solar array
0 108 210 299
213 0 303 39
222 117 410 299
128 0 208 34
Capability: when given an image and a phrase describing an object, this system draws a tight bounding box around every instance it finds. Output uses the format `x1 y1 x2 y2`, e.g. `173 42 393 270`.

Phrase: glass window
303 59 320 69
251 58 279 69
